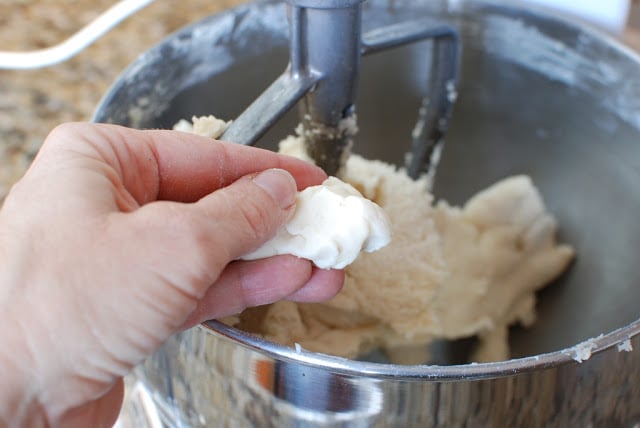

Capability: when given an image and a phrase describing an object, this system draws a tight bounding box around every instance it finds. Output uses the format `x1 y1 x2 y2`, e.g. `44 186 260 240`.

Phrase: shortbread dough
230 139 574 363
177 116 575 363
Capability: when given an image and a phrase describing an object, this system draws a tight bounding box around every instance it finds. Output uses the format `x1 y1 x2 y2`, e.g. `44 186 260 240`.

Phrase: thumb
199 167 298 261
129 168 298 296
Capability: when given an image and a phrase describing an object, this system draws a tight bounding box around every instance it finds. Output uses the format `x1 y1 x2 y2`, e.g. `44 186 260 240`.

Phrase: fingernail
253 169 297 209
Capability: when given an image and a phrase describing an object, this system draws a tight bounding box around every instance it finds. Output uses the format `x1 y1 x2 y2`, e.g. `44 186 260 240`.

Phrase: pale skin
0 123 345 427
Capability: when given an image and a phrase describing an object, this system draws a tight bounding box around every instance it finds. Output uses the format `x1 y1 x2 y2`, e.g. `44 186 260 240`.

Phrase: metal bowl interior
94 0 640 375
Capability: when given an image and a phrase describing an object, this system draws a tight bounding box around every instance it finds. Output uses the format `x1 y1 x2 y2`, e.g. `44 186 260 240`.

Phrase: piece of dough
241 176 391 269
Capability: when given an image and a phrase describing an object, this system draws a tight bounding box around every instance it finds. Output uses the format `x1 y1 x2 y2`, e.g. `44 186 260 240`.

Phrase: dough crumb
571 340 597 363
617 339 633 353
173 115 230 139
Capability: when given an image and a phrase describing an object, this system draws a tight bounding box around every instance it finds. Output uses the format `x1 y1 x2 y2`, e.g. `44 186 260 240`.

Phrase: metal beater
0 0 458 178
221 0 460 178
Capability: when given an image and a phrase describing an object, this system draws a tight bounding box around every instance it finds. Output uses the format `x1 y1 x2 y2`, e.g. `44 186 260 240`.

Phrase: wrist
0 318 47 427
0 254 48 426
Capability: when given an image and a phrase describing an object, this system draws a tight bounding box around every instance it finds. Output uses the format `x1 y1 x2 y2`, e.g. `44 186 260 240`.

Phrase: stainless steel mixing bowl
95 0 640 425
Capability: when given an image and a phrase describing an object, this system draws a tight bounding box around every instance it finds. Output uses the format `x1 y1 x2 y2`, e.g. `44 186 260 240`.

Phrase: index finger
48 123 327 204
146 128 326 202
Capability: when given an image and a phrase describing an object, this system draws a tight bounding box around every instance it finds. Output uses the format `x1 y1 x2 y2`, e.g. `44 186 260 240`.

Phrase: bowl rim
203 316 640 381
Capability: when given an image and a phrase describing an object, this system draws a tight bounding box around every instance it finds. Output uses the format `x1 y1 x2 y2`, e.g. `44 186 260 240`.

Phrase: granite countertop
0 0 639 201
0 0 246 200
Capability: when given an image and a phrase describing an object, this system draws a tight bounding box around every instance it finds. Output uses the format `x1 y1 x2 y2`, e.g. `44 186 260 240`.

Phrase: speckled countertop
0 0 247 200
0 0 639 201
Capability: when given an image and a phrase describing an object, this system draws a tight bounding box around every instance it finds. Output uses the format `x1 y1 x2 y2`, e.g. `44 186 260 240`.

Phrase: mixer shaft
221 0 459 178
293 0 364 176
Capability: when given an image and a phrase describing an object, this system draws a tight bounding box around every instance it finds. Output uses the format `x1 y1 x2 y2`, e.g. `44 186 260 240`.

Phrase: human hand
0 123 344 427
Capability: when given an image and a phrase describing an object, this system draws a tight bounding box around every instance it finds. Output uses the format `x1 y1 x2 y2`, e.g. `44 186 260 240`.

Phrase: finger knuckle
46 122 85 144
236 195 275 242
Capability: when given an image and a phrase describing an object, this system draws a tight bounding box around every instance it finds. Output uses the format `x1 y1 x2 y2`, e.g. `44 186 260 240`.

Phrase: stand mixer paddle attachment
221 0 460 178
